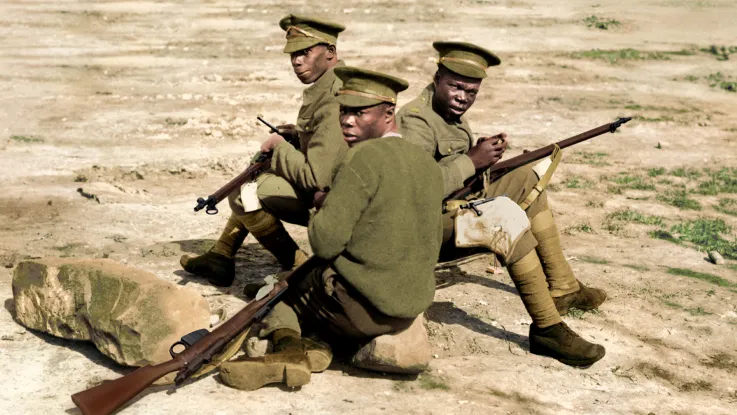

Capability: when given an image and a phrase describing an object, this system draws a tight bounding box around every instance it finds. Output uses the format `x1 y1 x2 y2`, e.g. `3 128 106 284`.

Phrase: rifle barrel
445 117 631 201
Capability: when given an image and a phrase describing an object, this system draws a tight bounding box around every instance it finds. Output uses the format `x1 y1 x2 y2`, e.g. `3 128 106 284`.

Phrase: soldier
397 41 607 367
217 67 444 391
180 14 349 288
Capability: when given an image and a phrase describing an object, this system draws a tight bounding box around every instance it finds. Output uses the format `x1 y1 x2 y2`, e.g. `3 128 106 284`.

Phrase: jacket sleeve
270 101 347 192
308 152 376 259
400 112 475 198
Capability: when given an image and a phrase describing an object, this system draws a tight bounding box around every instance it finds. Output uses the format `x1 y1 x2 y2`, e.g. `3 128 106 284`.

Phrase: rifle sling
519 144 562 211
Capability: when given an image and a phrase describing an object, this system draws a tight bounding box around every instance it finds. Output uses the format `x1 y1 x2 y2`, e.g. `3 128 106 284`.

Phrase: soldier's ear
326 45 337 60
385 104 395 123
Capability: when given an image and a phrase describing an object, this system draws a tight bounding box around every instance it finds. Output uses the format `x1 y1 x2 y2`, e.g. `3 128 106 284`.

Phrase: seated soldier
397 41 607 367
218 67 444 391
180 14 349 288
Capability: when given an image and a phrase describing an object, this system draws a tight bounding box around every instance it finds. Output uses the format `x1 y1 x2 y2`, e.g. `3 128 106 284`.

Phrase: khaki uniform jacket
397 83 476 198
270 61 349 193
308 135 444 318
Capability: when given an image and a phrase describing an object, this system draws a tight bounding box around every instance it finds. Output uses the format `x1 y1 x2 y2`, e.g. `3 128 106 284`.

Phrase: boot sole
306 350 332 372
220 360 311 391
529 343 606 367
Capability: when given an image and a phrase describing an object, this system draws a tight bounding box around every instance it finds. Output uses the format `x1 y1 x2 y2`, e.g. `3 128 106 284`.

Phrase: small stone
212 130 223 138
708 251 725 265
1 335 14 341
433 354 439 358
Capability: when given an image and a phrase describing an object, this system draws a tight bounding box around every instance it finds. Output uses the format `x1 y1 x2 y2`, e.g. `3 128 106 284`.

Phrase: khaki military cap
279 14 346 54
433 41 501 79
334 67 409 107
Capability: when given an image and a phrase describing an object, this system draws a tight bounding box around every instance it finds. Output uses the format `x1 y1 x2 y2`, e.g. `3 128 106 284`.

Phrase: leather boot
179 251 235 287
553 280 607 315
219 351 311 391
273 329 333 373
529 322 605 367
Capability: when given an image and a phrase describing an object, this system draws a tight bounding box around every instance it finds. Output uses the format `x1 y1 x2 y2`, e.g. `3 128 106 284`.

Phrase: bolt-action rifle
444 117 632 202
70 256 323 415
193 116 297 214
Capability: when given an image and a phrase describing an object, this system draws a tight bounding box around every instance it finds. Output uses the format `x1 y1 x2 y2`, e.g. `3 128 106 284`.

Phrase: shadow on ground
425 300 528 349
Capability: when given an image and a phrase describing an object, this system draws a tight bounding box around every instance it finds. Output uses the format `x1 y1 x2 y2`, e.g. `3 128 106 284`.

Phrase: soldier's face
432 69 482 122
290 44 334 84
339 104 393 147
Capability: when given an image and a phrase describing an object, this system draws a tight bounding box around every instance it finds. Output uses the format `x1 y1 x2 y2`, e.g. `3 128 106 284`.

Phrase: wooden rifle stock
71 256 322 415
445 117 631 201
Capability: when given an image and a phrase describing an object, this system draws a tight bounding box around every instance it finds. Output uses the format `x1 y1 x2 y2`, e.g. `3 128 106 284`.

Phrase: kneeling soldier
397 41 607 367
218 67 444 390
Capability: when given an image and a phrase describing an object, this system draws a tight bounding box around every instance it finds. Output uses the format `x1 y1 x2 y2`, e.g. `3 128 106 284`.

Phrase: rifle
193 116 294 214
71 256 323 415
445 117 631 201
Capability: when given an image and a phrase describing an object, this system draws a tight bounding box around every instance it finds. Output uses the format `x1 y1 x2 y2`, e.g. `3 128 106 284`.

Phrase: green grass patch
586 200 604 208
707 72 737 93
579 255 609 265
611 173 656 190
715 198 737 216
10 135 44 143
670 167 702 179
624 104 694 114
633 115 675 123
701 45 737 61
667 267 737 288
566 223 594 234
565 176 594 189
418 375 450 391
583 15 621 30
649 229 682 245
573 48 671 64
657 190 702 210
607 209 665 226
670 218 737 259
695 168 737 195
663 300 683 309
623 263 649 272
648 167 666 177
569 151 609 166
686 306 713 316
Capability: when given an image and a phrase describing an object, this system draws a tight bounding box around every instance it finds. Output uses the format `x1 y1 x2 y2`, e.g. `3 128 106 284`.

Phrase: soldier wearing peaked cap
181 14 349 291
397 41 608 367
217 67 444 391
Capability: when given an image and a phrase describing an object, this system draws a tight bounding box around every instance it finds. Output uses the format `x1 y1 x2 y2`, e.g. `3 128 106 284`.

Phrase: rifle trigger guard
169 328 210 358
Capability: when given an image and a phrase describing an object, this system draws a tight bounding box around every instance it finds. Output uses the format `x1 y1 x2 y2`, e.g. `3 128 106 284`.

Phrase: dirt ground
1 0 736 414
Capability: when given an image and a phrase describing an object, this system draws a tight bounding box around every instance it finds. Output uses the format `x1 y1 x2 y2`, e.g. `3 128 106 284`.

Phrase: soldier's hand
261 134 286 153
467 132 508 169
313 190 329 210
276 124 298 142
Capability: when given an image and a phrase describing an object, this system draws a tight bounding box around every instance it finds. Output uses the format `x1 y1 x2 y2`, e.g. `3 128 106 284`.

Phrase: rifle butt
71 360 180 415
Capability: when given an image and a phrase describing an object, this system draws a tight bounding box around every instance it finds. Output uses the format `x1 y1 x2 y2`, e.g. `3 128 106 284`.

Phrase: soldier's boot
508 250 605 367
240 209 308 297
529 322 606 367
219 351 311 391
179 214 247 287
552 280 607 316
531 209 607 313
273 329 333 373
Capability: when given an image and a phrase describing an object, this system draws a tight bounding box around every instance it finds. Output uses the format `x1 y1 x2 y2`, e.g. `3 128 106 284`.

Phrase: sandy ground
1 0 737 414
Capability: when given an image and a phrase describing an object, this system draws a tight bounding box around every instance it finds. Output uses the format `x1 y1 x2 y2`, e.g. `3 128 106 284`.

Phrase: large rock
351 314 432 374
12 258 210 367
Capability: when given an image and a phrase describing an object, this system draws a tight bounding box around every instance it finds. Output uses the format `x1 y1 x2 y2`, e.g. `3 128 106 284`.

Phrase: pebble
708 251 725 265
